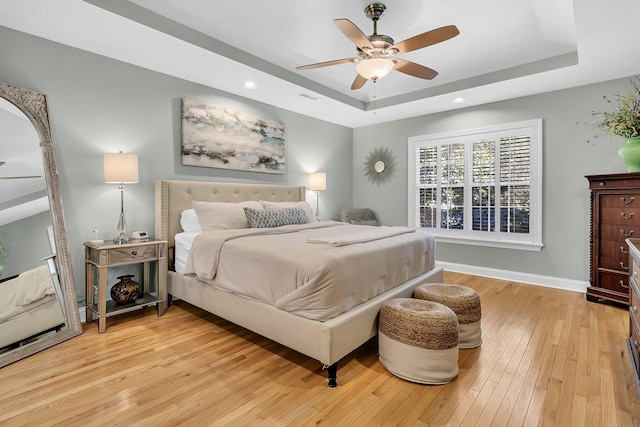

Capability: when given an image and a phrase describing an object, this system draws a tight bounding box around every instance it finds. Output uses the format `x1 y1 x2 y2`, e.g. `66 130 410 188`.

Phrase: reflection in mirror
0 82 82 367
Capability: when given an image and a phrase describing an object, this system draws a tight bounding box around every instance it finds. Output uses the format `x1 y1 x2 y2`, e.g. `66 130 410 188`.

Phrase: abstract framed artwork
181 97 285 174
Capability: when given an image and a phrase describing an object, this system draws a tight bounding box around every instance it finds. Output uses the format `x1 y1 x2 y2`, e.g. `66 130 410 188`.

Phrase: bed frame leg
324 363 337 388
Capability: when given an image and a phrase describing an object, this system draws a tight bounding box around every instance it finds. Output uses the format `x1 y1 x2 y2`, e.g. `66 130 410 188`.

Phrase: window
408 119 543 251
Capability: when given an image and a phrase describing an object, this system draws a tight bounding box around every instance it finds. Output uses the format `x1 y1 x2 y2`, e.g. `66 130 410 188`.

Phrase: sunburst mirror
363 146 396 186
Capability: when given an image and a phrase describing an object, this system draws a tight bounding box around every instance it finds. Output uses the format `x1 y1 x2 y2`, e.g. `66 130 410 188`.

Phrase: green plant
593 77 640 139
0 234 13 260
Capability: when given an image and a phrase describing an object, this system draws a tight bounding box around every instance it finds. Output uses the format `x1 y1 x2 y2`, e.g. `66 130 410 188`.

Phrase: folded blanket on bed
0 265 55 323
306 226 415 246
15 265 54 306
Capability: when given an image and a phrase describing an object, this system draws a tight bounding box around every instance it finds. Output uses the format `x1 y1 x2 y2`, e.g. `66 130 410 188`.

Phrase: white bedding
184 221 436 321
175 231 200 275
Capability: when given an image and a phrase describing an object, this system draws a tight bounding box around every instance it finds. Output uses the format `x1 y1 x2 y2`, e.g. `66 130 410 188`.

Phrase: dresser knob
621 262 630 271
635 271 639 278
622 196 635 204
621 246 630 254
633 306 638 313
132 250 137 256
621 280 630 289
621 212 635 220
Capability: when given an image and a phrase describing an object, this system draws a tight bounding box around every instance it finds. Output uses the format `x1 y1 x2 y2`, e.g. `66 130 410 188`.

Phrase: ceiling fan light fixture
355 58 395 81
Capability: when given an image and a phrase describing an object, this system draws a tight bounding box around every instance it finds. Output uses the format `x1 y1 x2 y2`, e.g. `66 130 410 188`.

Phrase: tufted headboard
154 180 306 268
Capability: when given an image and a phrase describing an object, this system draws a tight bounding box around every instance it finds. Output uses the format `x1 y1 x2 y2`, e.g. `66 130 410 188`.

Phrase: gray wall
353 78 634 283
0 26 353 301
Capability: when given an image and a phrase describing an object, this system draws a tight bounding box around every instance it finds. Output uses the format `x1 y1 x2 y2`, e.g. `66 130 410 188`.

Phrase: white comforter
184 221 436 321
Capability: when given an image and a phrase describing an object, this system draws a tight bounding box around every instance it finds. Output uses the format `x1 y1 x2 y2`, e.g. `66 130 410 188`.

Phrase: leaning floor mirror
0 81 82 368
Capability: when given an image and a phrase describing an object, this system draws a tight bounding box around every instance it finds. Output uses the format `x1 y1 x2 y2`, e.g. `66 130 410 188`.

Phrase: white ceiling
0 0 639 129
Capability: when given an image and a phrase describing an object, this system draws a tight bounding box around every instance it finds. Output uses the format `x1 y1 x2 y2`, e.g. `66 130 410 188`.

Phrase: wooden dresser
586 173 640 305
626 238 640 394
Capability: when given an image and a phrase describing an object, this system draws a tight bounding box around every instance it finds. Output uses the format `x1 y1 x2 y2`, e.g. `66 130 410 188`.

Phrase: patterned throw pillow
244 207 309 228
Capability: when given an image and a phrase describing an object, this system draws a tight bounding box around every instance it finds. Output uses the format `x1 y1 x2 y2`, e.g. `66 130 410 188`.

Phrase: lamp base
113 234 129 244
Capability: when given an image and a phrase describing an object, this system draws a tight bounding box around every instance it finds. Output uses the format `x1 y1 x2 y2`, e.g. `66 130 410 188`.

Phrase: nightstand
84 238 168 333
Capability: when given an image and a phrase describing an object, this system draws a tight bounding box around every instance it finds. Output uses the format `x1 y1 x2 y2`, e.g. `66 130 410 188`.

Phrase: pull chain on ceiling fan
296 3 459 90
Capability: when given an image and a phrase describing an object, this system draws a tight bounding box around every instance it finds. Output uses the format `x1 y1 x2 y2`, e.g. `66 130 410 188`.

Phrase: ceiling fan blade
392 25 460 54
0 175 42 179
296 57 357 71
351 74 368 90
333 19 373 51
394 59 438 80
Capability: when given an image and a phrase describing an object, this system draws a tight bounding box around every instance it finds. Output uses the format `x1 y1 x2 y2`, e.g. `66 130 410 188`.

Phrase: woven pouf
378 298 459 385
414 283 482 349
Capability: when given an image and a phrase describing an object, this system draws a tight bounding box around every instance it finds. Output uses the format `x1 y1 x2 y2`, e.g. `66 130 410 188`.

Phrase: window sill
433 235 544 251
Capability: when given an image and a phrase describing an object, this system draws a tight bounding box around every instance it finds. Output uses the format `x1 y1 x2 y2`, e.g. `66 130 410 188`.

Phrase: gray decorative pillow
244 207 309 228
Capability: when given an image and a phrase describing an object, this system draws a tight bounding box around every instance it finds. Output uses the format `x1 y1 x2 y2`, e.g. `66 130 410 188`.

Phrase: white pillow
192 200 263 230
262 201 315 222
180 209 202 232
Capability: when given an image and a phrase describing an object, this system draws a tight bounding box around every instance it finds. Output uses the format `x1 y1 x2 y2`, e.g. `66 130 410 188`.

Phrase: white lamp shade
103 152 139 184
355 58 396 81
309 172 326 191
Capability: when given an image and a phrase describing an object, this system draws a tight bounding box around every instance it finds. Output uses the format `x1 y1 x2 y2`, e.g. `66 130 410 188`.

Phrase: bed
0 261 66 350
155 180 443 386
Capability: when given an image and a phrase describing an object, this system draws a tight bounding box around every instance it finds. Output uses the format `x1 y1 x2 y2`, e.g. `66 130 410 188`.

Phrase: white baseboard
436 261 588 294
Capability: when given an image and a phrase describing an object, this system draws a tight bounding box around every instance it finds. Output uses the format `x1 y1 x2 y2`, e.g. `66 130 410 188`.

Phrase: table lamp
103 151 139 244
309 172 326 221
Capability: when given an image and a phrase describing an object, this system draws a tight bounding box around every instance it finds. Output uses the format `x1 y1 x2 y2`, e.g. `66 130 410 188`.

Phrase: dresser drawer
631 319 640 377
600 194 640 208
108 245 158 264
598 271 630 293
599 240 630 259
600 255 630 272
601 224 638 241
631 281 640 331
601 207 640 225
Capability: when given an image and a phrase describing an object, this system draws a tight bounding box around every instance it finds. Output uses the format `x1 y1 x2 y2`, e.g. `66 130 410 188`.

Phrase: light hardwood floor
1 272 639 426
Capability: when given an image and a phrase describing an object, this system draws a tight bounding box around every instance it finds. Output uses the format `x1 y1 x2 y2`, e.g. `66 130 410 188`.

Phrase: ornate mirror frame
0 81 82 368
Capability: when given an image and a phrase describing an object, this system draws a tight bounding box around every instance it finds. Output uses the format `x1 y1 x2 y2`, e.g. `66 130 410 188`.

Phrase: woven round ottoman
414 283 482 349
378 298 459 385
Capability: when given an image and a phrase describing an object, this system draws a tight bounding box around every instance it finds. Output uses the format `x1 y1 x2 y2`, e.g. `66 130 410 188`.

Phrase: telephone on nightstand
132 231 149 241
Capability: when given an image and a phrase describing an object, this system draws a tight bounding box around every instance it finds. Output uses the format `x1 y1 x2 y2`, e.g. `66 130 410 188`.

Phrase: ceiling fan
296 3 459 90
0 161 41 180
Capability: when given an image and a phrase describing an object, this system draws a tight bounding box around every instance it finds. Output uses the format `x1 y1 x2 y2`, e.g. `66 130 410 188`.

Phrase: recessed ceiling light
453 97 467 104
243 81 257 89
